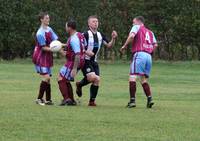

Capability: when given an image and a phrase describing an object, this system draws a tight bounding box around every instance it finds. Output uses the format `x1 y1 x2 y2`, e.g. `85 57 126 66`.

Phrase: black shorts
82 60 100 76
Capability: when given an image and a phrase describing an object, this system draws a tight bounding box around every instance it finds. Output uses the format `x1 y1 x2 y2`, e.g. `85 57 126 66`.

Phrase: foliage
0 0 199 60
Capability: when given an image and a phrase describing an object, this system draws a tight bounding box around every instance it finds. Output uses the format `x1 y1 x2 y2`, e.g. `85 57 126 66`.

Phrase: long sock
90 85 99 102
58 80 69 100
129 81 136 102
142 82 151 97
38 81 48 99
46 83 51 101
79 77 90 87
66 82 74 101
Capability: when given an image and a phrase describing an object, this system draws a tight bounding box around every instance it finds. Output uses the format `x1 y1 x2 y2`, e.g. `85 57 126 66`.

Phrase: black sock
90 85 99 102
79 77 90 87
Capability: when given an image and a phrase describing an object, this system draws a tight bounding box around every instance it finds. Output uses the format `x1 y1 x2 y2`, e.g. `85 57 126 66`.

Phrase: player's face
41 15 50 26
65 23 73 34
65 23 70 33
88 18 99 30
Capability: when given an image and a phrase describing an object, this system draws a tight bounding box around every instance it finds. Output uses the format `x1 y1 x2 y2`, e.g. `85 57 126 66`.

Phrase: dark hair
38 11 48 22
67 20 76 30
88 15 98 21
135 16 145 23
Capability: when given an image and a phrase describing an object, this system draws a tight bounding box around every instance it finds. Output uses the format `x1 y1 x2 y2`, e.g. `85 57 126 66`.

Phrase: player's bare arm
154 43 158 48
71 54 80 78
42 46 52 52
120 32 136 53
104 30 118 48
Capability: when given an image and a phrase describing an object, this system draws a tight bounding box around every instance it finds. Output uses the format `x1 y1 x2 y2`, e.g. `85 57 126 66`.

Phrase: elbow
129 36 134 40
107 45 112 48
107 43 112 48
154 43 158 48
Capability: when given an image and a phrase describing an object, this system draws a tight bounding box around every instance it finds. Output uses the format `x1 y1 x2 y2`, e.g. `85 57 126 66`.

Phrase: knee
96 76 100 83
87 74 100 84
94 76 100 84
140 76 148 84
129 75 137 82
57 74 63 82
42 76 51 83
87 74 95 82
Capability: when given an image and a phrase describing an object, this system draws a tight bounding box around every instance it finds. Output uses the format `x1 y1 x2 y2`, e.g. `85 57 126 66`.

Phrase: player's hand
43 46 52 52
111 30 118 39
85 50 94 57
61 43 67 47
120 45 126 54
71 69 77 78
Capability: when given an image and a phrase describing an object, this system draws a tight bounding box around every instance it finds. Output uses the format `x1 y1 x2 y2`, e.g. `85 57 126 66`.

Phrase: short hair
88 15 98 22
135 16 145 23
38 11 48 21
67 20 76 30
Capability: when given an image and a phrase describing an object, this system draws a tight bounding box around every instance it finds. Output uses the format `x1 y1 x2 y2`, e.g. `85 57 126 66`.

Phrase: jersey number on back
145 32 151 44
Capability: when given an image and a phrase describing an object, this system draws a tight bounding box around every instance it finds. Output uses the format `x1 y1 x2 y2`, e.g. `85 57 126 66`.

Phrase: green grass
0 59 200 141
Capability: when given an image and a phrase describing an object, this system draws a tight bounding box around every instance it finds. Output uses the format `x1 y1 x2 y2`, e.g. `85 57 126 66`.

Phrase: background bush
0 0 199 60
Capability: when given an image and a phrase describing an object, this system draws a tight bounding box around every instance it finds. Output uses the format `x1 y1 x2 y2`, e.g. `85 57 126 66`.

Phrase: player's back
132 25 156 54
65 32 85 68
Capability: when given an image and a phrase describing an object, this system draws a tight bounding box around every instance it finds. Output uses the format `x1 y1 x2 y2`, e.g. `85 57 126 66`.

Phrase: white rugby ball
50 40 62 52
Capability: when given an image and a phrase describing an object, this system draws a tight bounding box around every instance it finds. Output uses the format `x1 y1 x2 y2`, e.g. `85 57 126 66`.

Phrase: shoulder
150 30 155 36
47 26 53 31
47 26 56 34
134 25 141 29
131 25 141 32
145 27 155 35
70 33 79 43
148 28 155 35
36 28 44 37
83 31 89 40
83 31 89 36
47 26 56 33
77 32 84 38
98 31 108 42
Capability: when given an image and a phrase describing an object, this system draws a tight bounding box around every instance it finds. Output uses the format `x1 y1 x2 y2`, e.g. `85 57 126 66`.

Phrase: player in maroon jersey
33 12 59 106
120 16 158 108
58 20 85 106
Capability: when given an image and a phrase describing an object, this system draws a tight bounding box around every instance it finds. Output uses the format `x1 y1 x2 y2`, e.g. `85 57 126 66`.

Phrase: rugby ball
50 40 62 52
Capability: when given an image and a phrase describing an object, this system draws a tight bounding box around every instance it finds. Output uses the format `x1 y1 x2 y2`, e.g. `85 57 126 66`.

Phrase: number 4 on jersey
145 32 151 44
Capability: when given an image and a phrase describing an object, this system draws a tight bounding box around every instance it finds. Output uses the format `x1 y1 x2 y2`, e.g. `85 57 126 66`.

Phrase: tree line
0 0 199 60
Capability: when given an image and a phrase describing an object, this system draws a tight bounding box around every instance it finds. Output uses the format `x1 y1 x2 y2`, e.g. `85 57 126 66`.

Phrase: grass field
0 59 200 141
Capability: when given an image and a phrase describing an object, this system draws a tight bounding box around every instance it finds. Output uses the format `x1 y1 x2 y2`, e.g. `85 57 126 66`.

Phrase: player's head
133 16 145 25
66 20 77 34
38 12 50 26
88 15 99 30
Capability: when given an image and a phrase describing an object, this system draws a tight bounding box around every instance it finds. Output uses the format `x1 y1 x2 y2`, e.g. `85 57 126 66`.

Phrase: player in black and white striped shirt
76 15 117 106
